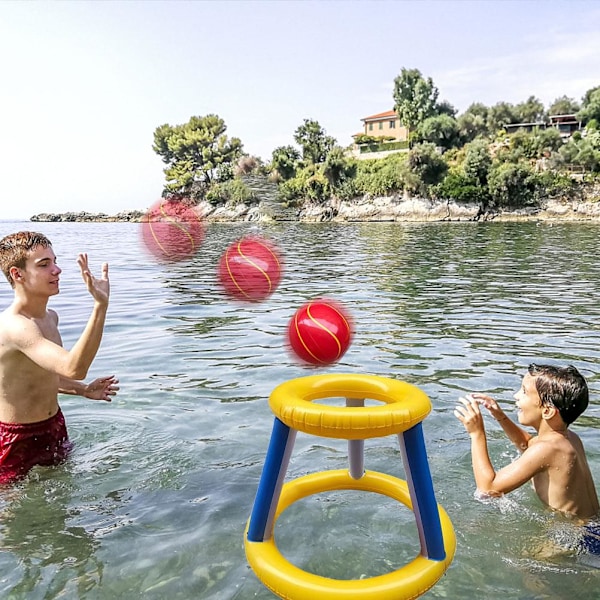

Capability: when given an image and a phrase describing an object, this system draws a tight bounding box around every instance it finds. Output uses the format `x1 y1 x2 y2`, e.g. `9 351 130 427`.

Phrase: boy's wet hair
0 231 52 288
529 363 589 425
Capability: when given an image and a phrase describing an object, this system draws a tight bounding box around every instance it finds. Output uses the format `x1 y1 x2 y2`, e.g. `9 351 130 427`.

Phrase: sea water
0 219 599 599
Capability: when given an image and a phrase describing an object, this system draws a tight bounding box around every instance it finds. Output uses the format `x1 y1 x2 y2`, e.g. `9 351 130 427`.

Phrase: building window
378 122 383 130
390 120 396 128
368 123 373 131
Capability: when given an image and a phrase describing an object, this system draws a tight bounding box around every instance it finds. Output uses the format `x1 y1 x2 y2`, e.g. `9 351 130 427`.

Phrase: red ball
141 199 204 262
217 236 283 302
287 299 353 365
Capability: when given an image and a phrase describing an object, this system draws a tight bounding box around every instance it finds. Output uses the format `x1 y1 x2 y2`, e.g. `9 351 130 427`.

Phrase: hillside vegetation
152 69 600 213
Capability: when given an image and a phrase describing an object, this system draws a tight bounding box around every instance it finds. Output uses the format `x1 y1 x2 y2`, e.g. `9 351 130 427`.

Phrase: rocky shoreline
29 193 600 224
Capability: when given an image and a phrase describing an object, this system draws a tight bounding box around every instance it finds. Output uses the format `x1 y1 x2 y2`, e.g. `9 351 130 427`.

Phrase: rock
30 210 144 223
29 188 600 224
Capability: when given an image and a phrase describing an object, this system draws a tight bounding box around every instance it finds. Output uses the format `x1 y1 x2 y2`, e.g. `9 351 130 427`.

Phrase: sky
1 0 599 220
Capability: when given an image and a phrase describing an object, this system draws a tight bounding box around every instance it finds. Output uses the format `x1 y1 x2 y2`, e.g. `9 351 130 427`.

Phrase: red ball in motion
287 299 354 365
217 236 283 302
141 199 204 262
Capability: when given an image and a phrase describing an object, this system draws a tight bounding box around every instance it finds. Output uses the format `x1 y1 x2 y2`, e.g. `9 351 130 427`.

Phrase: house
548 114 581 138
504 121 547 135
359 109 408 142
504 114 581 138
350 109 409 159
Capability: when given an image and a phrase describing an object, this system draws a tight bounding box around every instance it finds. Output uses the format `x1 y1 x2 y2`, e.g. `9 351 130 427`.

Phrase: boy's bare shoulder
527 433 576 461
0 309 47 345
0 307 21 334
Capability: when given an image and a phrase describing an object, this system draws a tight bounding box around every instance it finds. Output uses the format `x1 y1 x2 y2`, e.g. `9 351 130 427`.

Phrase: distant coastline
30 210 146 223
29 193 600 224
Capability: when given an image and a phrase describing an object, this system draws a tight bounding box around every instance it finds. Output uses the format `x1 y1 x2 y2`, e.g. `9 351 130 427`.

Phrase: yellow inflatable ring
269 374 431 439
244 469 456 600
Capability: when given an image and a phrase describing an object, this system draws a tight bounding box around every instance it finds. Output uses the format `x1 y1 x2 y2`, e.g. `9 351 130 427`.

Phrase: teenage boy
0 231 118 483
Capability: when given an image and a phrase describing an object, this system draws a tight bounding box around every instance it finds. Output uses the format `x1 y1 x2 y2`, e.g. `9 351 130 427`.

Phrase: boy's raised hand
454 395 485 435
471 393 508 422
77 253 110 306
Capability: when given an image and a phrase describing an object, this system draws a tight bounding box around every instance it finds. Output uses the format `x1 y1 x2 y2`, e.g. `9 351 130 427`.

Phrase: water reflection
0 474 102 598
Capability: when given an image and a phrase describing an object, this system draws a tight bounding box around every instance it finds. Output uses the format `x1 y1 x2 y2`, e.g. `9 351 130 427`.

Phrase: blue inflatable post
398 422 446 561
247 417 297 542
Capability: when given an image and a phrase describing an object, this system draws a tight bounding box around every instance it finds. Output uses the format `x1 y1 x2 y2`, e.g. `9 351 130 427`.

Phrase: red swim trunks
0 408 73 484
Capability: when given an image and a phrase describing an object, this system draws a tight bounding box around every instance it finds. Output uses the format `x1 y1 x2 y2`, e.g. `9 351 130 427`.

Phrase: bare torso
0 307 61 423
530 431 600 520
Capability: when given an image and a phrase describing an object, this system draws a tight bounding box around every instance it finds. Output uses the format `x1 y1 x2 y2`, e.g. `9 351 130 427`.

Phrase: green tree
531 128 563 156
577 88 600 126
463 102 489 120
323 147 357 192
463 138 492 187
487 102 519 133
515 95 546 123
153 115 242 198
435 100 458 117
582 86 600 106
404 142 448 195
393 68 439 143
418 114 461 150
556 136 600 172
457 103 490 142
293 119 336 164
488 162 537 207
548 95 580 116
436 169 489 204
270 145 301 180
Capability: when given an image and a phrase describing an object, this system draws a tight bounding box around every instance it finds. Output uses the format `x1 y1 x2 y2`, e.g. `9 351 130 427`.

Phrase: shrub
463 139 492 186
405 142 448 195
354 134 396 145
277 165 329 204
436 170 489 204
533 170 578 201
205 179 255 206
488 162 537 208
323 147 357 192
354 153 406 196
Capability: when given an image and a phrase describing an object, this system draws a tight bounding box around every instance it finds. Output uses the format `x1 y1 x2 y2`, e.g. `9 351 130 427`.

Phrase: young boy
0 231 118 483
454 364 599 553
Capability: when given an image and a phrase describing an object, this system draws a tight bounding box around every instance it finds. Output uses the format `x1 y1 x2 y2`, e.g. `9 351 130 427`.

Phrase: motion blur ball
141 199 204 262
287 299 354 365
217 236 283 302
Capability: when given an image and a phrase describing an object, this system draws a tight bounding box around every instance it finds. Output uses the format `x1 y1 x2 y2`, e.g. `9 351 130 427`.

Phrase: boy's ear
9 267 22 283
541 403 557 421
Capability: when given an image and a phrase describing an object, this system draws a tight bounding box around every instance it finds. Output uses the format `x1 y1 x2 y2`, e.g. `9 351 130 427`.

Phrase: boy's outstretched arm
455 396 544 496
454 396 498 495
59 375 119 401
472 393 531 451
7 256 110 380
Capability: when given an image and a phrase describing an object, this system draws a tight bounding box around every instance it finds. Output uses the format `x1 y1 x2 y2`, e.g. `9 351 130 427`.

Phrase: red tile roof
362 109 397 122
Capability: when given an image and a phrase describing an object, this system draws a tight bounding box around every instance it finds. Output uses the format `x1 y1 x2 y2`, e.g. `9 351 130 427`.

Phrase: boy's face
513 373 543 427
14 245 61 296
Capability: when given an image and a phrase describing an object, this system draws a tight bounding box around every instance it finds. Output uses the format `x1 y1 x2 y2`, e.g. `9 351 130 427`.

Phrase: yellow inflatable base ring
244 469 456 600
